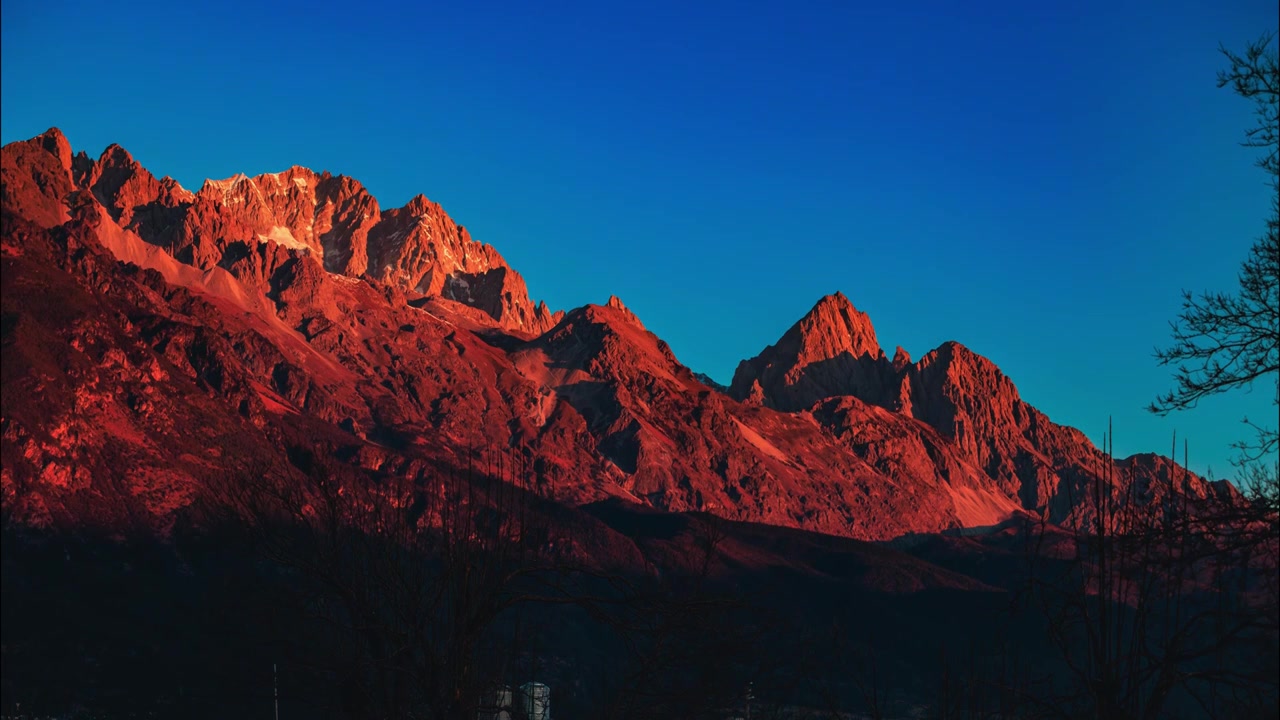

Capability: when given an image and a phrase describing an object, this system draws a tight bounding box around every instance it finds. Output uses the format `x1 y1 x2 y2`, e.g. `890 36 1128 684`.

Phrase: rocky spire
729 292 891 410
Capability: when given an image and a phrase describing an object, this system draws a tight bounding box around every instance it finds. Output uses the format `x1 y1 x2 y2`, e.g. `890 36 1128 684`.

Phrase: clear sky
3 0 1276 478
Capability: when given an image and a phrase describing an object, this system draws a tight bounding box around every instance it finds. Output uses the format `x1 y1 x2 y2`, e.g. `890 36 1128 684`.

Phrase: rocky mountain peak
2 130 560 335
1 128 77 227
603 295 645 329
98 143 136 166
37 127 73 173
914 341 1020 404
892 346 913 370
402 193 438 216
728 292 890 411
795 292 881 363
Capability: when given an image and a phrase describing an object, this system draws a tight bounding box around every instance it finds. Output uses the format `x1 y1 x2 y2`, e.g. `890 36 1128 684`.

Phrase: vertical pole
274 663 279 720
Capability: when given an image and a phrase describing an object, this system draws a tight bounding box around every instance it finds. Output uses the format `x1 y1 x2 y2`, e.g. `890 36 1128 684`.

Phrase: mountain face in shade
1 129 1235 543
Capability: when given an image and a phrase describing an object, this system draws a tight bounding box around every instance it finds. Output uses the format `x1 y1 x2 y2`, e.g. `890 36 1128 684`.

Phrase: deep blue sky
3 0 1276 477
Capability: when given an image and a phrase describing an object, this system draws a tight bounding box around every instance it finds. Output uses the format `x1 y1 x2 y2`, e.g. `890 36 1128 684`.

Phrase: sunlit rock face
58 135 559 335
730 292 895 412
1 129 1229 543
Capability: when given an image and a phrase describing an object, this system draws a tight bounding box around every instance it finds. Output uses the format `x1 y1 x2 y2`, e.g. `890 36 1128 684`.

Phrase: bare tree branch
1151 33 1280 468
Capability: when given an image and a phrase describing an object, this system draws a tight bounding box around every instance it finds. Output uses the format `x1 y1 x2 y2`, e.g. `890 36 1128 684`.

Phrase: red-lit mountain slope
1 129 1232 541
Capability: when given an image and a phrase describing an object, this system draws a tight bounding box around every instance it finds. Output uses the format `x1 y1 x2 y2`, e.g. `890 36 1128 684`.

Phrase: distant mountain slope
729 291 1238 526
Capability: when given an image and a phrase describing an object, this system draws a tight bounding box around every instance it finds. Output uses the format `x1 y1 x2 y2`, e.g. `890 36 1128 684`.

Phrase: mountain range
1 128 1235 543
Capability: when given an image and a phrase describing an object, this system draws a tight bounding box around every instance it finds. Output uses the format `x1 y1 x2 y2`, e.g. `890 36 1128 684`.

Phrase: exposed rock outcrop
729 292 896 411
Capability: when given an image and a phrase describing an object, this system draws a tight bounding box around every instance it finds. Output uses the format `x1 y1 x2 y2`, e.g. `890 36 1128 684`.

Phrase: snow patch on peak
202 173 253 204
257 226 310 252
205 173 247 191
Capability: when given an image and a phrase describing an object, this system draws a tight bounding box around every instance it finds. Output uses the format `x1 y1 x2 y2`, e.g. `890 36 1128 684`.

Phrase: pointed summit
402 193 437 216
1 128 76 227
791 292 881 364
729 293 892 411
98 143 136 166
892 346 912 370
81 142 195 225
36 128 73 172
602 295 646 330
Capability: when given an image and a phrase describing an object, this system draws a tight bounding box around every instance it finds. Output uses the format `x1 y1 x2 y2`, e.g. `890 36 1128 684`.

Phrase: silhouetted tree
1024 426 1278 720
1151 33 1279 474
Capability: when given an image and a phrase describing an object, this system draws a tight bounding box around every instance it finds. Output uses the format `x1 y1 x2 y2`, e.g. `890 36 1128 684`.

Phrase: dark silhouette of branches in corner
1022 424 1279 720
1151 33 1280 469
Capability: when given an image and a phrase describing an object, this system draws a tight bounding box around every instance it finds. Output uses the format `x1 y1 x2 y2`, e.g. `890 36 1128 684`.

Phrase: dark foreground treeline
2 444 1277 719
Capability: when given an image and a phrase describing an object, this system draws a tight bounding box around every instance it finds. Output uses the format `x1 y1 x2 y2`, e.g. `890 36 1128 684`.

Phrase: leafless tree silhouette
1151 34 1279 474
1023 425 1278 720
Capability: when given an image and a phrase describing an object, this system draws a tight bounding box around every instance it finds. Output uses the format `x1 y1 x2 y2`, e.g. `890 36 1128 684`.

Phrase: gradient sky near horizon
3 0 1277 477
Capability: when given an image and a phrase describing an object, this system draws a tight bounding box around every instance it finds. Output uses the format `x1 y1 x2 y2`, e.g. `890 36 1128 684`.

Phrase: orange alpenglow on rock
0 128 1234 543
10 129 560 336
